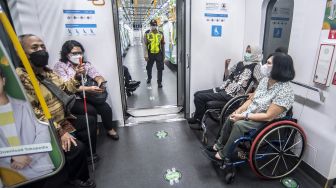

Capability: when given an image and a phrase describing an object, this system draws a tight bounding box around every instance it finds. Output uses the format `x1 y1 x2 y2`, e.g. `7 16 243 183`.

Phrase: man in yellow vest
144 20 165 88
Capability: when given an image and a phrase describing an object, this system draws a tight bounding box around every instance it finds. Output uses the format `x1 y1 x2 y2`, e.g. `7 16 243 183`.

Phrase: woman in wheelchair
203 52 295 165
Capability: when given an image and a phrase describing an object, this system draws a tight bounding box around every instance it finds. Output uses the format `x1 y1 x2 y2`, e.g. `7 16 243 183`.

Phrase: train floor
123 45 177 109
94 120 322 188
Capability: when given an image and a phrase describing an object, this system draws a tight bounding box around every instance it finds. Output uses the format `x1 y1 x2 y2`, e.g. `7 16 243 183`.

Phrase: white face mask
150 26 157 31
68 54 82 64
260 64 272 77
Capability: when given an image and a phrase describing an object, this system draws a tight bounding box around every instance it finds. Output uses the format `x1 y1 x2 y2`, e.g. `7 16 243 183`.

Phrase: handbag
38 76 76 115
79 76 108 105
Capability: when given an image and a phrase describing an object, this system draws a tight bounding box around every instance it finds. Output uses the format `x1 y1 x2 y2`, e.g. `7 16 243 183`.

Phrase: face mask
151 26 157 31
29 50 49 67
260 64 272 77
244 53 252 62
68 54 82 65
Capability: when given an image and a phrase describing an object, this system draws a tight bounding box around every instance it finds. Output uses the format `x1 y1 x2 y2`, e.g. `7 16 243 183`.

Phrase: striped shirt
16 67 78 135
0 102 20 146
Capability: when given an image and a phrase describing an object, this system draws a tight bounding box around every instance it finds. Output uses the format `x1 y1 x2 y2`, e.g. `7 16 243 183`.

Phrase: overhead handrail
290 81 325 102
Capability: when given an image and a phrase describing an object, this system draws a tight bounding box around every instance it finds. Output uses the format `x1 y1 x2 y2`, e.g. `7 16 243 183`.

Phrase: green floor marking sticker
155 130 168 139
164 168 181 185
281 177 299 188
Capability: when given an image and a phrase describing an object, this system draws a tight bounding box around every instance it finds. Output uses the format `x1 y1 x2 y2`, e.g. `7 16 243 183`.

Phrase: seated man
16 34 95 188
188 46 263 130
203 53 295 164
123 65 140 96
0 67 54 186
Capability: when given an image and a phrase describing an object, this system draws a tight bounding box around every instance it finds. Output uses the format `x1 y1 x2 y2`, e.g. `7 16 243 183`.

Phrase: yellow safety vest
146 32 163 54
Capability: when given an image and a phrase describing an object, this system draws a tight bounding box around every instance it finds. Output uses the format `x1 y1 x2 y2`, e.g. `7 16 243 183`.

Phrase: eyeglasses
70 52 83 55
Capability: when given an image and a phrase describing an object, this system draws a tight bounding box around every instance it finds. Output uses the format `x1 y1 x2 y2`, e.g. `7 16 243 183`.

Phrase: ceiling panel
119 0 165 24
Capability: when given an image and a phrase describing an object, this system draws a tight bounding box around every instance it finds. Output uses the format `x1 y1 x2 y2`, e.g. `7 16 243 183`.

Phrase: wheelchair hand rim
249 120 307 179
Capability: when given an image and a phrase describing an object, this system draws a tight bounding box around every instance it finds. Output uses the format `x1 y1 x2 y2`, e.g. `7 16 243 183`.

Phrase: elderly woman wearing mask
188 46 264 130
203 52 295 164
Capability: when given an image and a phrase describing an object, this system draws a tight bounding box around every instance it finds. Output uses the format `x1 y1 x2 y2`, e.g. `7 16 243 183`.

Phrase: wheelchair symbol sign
211 25 222 37
273 28 282 38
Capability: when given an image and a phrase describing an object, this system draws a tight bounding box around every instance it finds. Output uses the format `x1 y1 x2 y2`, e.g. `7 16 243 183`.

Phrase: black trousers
147 53 164 83
70 114 97 155
193 89 232 120
123 65 132 85
64 141 90 181
22 141 90 188
71 99 114 131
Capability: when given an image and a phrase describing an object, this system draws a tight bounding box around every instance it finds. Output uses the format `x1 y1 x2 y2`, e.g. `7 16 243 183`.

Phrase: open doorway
112 0 186 121
262 0 294 60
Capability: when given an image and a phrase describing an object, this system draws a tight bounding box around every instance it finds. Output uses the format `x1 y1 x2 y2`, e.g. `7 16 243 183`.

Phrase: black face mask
29 50 49 67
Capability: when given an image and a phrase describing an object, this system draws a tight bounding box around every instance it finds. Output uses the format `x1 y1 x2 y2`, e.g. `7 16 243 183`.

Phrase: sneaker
187 117 199 124
158 83 163 88
189 123 202 130
69 179 96 188
127 80 141 88
127 84 140 92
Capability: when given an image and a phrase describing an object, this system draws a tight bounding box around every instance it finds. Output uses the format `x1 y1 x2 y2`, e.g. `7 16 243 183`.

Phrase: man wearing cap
143 20 165 88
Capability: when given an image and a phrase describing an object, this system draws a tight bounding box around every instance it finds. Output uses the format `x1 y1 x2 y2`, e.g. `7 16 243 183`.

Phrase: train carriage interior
0 0 336 188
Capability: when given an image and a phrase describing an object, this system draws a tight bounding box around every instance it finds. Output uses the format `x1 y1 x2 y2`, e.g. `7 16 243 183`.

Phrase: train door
262 0 294 60
112 0 187 122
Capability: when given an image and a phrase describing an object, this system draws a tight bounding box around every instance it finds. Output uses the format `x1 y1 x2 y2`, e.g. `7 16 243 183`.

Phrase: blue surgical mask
244 53 252 61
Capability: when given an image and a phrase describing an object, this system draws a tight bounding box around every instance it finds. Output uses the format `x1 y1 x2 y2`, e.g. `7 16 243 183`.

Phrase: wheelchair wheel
219 95 249 126
249 120 306 179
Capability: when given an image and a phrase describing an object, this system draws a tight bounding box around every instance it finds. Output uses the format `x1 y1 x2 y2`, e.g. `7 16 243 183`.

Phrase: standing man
143 20 165 88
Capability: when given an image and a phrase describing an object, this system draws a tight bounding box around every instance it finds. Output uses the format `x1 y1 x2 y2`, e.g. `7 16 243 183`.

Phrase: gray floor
95 121 321 188
123 45 177 109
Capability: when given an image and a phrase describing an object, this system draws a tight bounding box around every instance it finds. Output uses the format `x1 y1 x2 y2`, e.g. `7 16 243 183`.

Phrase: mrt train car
0 0 335 187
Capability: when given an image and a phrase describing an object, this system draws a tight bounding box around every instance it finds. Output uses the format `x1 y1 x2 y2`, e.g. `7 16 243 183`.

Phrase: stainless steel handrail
291 81 325 102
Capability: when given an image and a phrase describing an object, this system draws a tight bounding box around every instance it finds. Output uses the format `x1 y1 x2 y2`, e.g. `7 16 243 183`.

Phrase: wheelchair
200 95 307 184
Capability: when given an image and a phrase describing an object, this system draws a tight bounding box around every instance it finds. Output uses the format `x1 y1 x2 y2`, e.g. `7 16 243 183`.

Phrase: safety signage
328 29 336 39
281 177 299 188
155 130 168 139
211 25 222 37
63 9 97 36
273 28 282 38
164 168 181 185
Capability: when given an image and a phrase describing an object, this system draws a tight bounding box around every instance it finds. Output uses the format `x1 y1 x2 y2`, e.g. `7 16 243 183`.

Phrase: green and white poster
0 40 58 187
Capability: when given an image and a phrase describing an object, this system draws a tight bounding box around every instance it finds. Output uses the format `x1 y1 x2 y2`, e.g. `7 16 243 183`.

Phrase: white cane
79 57 95 172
